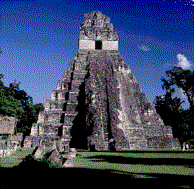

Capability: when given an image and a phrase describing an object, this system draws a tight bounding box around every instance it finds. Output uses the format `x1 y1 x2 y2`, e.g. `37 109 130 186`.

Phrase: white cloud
177 54 192 70
137 45 151 52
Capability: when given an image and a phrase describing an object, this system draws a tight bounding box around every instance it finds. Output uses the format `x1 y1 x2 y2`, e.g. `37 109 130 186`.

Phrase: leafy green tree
154 88 184 138
11 84 43 135
0 89 24 119
0 47 2 55
31 103 44 122
162 67 194 109
0 75 44 135
154 66 194 143
18 103 44 135
8 80 33 108
0 74 5 89
178 122 190 142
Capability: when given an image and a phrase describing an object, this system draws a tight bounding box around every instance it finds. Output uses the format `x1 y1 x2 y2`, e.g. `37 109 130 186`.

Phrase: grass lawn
1 149 194 188
74 149 194 176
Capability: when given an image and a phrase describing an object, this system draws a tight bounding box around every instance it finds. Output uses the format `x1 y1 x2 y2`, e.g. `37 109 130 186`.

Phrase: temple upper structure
78 11 118 51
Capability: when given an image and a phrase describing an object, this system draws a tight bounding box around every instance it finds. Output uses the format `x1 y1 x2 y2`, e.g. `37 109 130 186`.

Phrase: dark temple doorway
95 41 102 50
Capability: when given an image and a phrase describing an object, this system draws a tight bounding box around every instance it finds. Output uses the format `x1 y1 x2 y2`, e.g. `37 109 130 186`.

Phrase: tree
0 75 44 135
154 88 184 138
163 67 194 109
0 78 25 128
0 47 2 55
0 89 24 120
31 103 44 121
0 74 5 89
8 80 33 108
154 66 194 143
178 122 190 143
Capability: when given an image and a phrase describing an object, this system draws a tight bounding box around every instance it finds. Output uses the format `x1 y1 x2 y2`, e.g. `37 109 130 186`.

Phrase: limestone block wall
115 62 148 149
147 136 180 149
45 99 65 111
79 40 95 50
103 41 118 50
30 124 38 136
37 112 44 123
85 51 133 151
79 40 118 50
85 54 111 150
26 49 181 150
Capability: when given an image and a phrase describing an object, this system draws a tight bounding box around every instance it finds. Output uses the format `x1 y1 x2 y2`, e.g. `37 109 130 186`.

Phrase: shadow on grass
85 155 194 168
1 165 193 188
87 150 194 153
1 151 194 188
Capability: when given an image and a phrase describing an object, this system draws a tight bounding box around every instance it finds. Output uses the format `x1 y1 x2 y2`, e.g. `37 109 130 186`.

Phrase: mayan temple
24 11 180 151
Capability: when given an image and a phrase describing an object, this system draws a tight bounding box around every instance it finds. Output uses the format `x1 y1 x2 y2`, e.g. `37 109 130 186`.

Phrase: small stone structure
28 143 75 167
24 11 181 151
47 149 63 164
0 116 23 157
0 139 15 157
0 116 17 139
32 145 46 159
9 133 23 149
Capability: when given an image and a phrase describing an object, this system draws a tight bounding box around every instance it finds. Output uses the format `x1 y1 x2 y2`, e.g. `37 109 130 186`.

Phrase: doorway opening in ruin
95 41 102 50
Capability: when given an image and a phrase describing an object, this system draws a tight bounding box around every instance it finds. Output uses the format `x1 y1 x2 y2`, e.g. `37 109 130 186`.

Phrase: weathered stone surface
63 157 74 167
56 138 64 152
79 11 118 50
47 149 63 164
0 116 17 135
32 145 46 159
23 136 33 147
69 148 77 158
147 136 181 149
62 150 75 167
0 116 22 156
24 11 181 151
0 149 15 157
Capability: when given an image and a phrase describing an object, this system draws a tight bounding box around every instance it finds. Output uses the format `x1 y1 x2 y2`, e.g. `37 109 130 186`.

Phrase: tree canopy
162 67 194 109
0 74 44 135
154 66 194 143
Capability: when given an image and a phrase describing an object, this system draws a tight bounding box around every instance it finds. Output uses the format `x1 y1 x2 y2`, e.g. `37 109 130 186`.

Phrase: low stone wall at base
23 136 60 148
147 136 181 149
0 149 16 157
0 139 18 157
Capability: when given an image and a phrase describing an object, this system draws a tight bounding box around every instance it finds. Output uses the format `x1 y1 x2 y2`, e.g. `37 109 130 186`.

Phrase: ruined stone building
0 116 23 151
24 11 180 151
0 116 17 139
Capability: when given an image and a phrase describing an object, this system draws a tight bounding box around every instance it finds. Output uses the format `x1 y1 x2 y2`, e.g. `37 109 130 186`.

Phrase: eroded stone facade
24 11 180 151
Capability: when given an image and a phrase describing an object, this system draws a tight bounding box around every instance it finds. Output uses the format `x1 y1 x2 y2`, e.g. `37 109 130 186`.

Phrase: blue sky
0 0 193 109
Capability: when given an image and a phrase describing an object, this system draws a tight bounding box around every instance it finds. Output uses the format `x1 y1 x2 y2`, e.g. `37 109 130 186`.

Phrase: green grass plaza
1 148 194 188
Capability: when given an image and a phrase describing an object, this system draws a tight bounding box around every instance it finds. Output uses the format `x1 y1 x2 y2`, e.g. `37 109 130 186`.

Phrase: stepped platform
24 11 180 151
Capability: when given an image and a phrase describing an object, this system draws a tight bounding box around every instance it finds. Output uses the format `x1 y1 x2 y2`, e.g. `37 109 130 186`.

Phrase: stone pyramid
24 11 180 151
